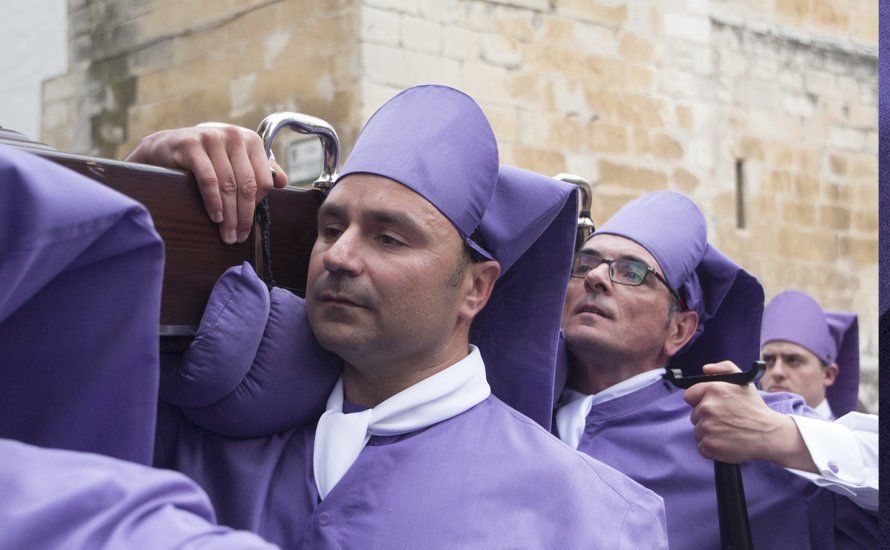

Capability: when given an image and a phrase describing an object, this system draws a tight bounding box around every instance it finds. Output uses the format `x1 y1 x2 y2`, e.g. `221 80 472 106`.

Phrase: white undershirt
812 399 834 420
556 368 878 512
555 368 664 450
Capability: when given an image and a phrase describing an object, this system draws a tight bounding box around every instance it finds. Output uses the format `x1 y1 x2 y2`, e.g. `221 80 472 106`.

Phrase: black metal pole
664 362 765 550
714 461 753 549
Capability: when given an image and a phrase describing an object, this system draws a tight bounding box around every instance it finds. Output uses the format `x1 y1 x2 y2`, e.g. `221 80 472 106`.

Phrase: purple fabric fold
171 265 341 437
0 144 164 464
0 438 276 549
469 165 577 427
162 263 270 408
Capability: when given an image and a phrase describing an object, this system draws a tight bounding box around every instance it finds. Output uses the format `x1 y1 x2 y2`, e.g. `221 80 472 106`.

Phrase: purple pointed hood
470 165 577 428
337 84 499 259
761 290 859 416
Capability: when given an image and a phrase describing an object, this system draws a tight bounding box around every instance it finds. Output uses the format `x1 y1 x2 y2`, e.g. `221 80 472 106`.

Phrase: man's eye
376 234 404 247
574 264 591 274
321 226 343 239
618 263 645 284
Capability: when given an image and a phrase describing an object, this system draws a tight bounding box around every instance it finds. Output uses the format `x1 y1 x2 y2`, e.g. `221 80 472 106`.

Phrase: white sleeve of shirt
785 412 878 512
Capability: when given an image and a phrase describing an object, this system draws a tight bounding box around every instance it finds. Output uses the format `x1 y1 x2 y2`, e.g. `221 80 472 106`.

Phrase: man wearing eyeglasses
557 191 878 548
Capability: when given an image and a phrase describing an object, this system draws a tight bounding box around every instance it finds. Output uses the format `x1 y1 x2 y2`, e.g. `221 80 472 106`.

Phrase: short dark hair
446 243 474 287
664 292 681 327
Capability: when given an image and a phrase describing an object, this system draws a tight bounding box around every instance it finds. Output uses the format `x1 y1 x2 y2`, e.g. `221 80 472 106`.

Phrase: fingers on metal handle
664 361 766 389
256 113 340 191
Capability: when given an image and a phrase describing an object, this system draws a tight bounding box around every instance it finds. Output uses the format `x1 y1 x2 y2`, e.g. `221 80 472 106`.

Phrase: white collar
813 399 835 420
556 368 665 449
313 345 490 499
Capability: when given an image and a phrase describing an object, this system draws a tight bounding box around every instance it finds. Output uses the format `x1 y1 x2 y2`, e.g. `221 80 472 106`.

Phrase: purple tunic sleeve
762 389 832 419
0 438 277 549
0 145 164 464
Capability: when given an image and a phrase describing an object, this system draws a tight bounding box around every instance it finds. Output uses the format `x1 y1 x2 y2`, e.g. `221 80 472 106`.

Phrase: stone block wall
42 0 363 160
41 0 879 408
350 0 878 407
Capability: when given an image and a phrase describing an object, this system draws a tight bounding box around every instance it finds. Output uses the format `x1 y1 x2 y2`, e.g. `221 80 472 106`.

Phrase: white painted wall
0 0 67 140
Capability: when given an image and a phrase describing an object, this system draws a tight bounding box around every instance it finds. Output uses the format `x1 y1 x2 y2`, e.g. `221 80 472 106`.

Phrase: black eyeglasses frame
571 252 684 307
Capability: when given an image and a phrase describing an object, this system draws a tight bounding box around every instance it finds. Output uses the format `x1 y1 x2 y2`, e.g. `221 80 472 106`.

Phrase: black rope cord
256 197 276 289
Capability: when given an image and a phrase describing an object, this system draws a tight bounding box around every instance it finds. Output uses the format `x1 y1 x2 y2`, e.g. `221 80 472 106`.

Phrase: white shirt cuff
786 412 878 512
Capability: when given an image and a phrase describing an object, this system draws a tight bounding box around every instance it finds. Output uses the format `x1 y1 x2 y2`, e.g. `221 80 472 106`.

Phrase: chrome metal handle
554 173 596 248
257 112 340 191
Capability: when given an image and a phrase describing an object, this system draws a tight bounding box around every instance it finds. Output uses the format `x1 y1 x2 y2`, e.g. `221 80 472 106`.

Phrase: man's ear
458 260 500 321
823 362 839 388
663 310 699 357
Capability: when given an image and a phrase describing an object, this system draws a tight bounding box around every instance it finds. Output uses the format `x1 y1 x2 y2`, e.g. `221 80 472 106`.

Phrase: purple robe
566 379 878 549
0 438 276 549
156 395 668 549
0 144 163 464
0 144 278 547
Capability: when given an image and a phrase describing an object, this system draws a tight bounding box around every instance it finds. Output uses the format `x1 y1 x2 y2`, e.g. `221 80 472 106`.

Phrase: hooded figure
0 145 277 548
0 144 163 465
760 290 859 418
153 85 668 548
555 191 877 549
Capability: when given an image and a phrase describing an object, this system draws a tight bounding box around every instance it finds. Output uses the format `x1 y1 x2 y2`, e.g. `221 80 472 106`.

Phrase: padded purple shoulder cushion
160 263 341 437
